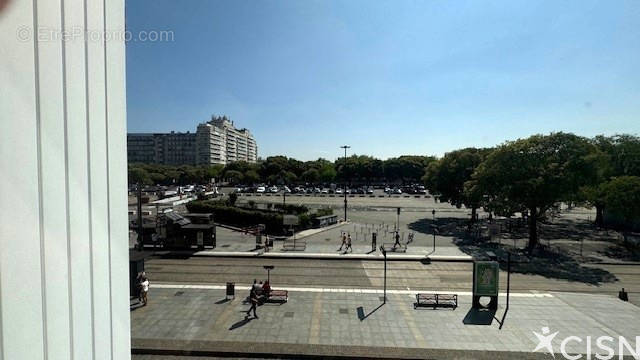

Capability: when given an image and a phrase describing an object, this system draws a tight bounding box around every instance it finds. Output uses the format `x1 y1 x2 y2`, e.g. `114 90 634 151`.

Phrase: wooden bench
267 289 288 303
282 240 306 251
414 293 457 309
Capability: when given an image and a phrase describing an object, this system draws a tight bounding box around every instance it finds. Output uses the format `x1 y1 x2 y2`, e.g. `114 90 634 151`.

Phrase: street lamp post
137 183 143 251
380 245 387 303
263 265 274 283
340 145 350 222
432 209 436 252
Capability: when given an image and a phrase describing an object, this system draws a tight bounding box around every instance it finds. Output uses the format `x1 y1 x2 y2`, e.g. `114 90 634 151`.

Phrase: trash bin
226 282 235 299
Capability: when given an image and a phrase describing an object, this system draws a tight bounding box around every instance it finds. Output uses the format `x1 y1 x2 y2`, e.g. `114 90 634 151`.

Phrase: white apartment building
196 115 258 165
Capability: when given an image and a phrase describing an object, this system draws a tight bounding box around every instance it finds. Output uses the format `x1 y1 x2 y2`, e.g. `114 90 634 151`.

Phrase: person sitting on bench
262 280 271 296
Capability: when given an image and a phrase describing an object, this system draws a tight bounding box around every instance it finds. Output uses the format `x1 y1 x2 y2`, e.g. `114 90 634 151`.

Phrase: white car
321 188 329 194
269 186 279 193
335 188 343 194
283 186 291 193
256 186 266 193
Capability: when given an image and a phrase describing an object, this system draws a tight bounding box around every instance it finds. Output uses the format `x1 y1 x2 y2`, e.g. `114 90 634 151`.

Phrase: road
143 256 640 305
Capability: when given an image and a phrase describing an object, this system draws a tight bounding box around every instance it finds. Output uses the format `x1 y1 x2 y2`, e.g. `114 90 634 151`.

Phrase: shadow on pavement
156 250 197 259
357 303 384 321
215 298 231 304
462 307 496 326
229 316 254 330
409 217 618 285
130 303 145 312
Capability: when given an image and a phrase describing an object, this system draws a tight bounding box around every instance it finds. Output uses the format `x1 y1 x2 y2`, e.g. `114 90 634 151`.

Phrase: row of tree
128 133 640 249
423 133 640 249
128 155 436 187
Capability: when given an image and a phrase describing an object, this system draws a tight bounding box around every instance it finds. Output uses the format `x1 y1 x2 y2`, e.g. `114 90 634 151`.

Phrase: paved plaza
131 195 640 358
131 286 640 358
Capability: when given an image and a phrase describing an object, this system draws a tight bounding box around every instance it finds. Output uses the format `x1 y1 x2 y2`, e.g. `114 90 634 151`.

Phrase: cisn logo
532 327 640 359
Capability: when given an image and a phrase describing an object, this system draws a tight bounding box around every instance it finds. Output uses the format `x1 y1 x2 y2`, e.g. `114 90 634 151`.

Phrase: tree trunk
528 208 538 251
595 204 604 227
471 207 477 223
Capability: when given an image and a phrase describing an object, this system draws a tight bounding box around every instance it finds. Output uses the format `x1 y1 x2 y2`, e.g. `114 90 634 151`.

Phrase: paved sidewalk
201 222 471 261
131 286 640 358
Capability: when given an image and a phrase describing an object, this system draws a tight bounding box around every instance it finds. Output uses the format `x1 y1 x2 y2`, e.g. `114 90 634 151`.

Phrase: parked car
269 186 279 193
384 187 392 194
366 187 374 194
393 188 402 194
321 188 329 194
335 188 343 194
256 186 266 193
415 186 427 195
283 186 291 193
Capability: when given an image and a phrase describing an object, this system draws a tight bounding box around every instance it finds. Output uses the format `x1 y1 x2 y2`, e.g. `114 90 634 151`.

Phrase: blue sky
125 0 640 161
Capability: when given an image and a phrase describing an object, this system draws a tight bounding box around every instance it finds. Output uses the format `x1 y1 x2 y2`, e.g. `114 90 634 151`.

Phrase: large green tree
470 133 597 250
423 148 490 222
128 167 151 185
583 135 640 226
600 176 640 230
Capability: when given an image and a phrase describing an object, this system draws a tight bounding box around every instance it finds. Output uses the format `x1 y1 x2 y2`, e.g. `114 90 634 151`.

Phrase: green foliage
186 200 285 234
423 148 489 214
315 207 334 217
601 176 640 226
244 170 260 184
128 167 151 185
301 168 320 183
273 203 309 214
224 170 244 184
471 133 598 249
228 192 238 206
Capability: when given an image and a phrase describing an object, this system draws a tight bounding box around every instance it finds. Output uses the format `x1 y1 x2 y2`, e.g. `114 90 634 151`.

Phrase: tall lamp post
340 145 351 222
379 245 387 304
431 209 436 252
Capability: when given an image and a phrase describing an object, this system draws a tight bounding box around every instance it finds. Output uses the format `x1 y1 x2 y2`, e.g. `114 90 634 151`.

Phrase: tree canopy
470 133 598 249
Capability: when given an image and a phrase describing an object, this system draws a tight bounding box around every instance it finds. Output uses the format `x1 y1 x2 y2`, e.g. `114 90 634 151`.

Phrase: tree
128 167 151 185
583 135 640 226
423 148 489 222
601 176 640 229
319 164 337 183
224 170 244 184
283 171 298 184
301 168 320 184
148 172 167 185
205 165 224 182
244 170 260 185
470 133 597 250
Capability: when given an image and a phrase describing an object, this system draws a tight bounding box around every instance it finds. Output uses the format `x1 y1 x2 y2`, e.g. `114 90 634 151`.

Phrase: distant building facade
128 115 258 165
127 132 197 165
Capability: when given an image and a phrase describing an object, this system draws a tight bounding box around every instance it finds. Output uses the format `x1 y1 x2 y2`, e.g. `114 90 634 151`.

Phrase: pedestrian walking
338 232 346 251
140 275 149 306
393 231 401 249
246 288 259 319
345 233 352 253
135 272 144 302
251 279 261 292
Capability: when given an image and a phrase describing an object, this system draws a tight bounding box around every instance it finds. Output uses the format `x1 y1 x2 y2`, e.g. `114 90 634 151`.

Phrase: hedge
187 200 285 234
